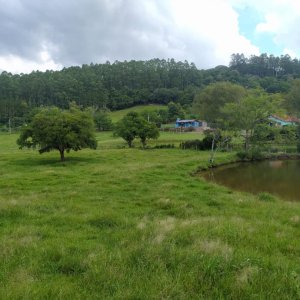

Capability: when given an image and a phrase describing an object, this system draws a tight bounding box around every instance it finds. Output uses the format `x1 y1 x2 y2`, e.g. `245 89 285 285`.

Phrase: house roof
176 119 198 123
270 115 300 123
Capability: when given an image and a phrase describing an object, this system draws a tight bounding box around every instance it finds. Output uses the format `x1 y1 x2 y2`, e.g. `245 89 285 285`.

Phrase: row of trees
230 53 300 78
17 81 300 161
17 104 161 161
2 55 300 127
192 82 282 152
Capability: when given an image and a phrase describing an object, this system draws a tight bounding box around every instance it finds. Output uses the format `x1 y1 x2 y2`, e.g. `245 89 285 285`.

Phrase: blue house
175 118 207 128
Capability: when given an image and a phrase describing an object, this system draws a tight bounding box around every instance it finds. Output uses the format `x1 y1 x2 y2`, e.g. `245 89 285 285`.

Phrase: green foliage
193 82 247 124
167 101 185 121
286 79 300 116
297 141 300 153
258 192 277 202
236 148 264 161
2 55 300 126
180 131 231 152
222 90 276 150
17 104 97 161
94 111 113 131
179 138 216 151
153 144 175 149
252 124 277 142
114 111 159 148
140 109 165 127
230 53 300 79
114 112 140 147
109 105 167 123
137 120 160 148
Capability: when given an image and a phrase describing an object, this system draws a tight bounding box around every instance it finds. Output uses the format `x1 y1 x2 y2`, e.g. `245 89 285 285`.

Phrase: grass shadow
12 155 98 167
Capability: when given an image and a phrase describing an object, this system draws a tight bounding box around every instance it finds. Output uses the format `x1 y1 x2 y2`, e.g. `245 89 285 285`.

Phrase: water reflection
202 160 300 202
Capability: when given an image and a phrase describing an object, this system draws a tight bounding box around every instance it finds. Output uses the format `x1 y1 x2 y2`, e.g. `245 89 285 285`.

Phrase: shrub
236 148 264 161
297 141 300 153
258 192 276 202
180 139 209 150
153 144 175 149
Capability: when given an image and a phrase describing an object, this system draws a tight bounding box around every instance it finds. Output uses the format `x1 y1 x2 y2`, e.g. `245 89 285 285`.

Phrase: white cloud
283 48 297 59
0 0 260 73
230 0 300 57
0 52 62 74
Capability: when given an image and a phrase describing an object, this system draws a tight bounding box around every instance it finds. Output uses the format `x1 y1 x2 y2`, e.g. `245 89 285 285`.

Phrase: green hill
109 104 167 123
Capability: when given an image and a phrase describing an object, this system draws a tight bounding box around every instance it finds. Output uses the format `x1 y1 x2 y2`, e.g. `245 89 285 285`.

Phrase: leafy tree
17 104 97 161
193 82 247 125
167 101 185 121
94 111 113 131
137 120 159 148
114 111 159 147
222 91 275 150
114 112 140 147
140 109 164 128
286 79 300 117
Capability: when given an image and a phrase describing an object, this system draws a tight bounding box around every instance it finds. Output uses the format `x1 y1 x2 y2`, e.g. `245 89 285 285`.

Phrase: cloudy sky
0 0 300 73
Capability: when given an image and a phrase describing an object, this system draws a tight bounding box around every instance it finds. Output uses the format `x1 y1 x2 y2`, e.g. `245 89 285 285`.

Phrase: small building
175 118 207 129
268 115 300 127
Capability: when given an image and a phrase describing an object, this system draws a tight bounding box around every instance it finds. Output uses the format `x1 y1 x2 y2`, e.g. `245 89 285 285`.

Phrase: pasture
0 132 299 299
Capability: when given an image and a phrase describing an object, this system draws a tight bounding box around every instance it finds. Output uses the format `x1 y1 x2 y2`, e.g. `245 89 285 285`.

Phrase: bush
94 111 113 131
258 192 276 202
180 139 210 151
153 144 175 149
236 148 264 161
297 141 300 153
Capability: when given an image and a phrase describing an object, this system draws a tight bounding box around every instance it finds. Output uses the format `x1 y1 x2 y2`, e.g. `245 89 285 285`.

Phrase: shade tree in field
193 82 247 125
114 111 159 148
137 120 160 148
17 104 97 161
94 110 113 131
114 112 140 148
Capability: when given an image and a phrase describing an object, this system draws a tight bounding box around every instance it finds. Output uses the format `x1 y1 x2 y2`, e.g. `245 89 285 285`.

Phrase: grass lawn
0 132 299 299
108 104 167 123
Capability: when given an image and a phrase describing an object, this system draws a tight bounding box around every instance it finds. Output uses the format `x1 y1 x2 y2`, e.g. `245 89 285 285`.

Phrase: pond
202 160 300 202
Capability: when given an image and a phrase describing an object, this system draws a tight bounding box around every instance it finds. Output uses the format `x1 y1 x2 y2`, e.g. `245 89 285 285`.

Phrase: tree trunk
209 135 216 165
244 130 249 151
59 149 65 161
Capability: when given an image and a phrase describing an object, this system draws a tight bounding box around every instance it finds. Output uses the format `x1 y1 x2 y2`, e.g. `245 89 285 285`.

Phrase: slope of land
108 104 167 123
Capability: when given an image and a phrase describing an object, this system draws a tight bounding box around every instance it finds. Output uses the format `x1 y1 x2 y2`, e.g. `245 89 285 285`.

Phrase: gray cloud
0 0 258 72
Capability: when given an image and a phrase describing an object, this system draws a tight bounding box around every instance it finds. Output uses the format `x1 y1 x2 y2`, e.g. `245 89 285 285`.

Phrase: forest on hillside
1 53 300 126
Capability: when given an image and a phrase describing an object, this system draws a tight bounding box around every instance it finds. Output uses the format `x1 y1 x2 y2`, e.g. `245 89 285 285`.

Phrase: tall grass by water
0 132 299 299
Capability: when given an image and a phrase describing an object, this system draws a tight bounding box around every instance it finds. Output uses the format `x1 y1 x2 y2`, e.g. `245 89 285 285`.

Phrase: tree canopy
222 90 276 150
17 104 97 161
193 82 247 124
114 112 159 148
2 54 300 129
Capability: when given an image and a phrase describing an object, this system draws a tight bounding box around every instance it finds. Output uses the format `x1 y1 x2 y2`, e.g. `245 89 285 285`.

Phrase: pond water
202 160 300 202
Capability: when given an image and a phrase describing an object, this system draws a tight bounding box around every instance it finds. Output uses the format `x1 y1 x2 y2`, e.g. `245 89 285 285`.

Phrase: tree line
1 55 300 127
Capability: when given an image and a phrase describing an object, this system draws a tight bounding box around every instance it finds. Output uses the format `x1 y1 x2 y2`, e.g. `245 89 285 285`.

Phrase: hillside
1 54 300 126
109 104 167 123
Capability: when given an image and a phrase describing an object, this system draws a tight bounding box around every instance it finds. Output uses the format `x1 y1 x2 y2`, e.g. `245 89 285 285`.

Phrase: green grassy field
0 132 299 299
108 104 167 123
